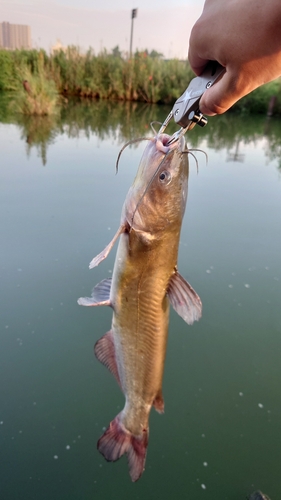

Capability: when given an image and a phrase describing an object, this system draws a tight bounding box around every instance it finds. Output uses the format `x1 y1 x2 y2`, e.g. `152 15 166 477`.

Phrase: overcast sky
1 0 205 58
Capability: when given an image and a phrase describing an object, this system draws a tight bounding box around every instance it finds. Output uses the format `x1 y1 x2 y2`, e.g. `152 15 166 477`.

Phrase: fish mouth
156 133 183 154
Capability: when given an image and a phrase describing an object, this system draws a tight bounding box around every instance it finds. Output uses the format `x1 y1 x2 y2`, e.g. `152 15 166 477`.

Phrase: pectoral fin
167 271 202 325
89 224 126 269
77 278 112 307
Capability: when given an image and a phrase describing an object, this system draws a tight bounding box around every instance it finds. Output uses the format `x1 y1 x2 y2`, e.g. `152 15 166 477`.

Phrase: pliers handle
159 62 225 143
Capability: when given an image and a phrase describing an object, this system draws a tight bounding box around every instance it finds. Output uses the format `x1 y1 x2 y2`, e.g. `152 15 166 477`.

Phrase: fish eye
159 170 171 184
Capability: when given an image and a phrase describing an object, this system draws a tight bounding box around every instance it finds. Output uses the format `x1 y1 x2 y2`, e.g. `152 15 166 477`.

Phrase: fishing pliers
159 62 225 144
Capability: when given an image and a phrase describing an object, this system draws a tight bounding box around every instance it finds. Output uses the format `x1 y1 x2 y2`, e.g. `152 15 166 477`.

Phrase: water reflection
1 93 281 168
226 138 245 163
1 93 281 500
21 114 58 166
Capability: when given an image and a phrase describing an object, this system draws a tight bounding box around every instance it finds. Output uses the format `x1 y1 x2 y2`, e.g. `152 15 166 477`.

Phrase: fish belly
111 230 174 431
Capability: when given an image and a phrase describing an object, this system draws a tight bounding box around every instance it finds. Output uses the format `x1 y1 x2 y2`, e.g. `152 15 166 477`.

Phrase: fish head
123 133 189 236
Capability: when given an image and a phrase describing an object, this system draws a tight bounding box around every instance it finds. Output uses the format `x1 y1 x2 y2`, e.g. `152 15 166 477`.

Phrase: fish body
78 133 202 481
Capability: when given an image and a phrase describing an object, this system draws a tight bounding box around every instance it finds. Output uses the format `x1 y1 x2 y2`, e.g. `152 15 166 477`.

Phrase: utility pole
129 8 137 58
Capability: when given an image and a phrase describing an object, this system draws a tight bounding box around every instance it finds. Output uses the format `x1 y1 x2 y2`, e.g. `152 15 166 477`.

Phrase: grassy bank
0 47 193 107
0 47 281 115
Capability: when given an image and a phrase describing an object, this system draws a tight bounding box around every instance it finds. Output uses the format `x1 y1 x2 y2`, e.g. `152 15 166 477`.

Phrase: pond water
0 98 281 500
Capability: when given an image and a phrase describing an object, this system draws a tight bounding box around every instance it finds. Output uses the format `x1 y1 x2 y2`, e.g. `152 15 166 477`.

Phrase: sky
1 0 205 58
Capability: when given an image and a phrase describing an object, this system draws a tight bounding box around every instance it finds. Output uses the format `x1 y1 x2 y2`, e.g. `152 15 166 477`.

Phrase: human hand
188 0 281 115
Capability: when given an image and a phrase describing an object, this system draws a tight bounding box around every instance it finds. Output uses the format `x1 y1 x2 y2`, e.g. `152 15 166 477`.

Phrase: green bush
0 50 17 91
0 47 281 113
234 79 281 114
10 52 60 115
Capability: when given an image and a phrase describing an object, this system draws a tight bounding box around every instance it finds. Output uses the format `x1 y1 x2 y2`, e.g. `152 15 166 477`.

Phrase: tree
111 46 122 59
149 49 163 59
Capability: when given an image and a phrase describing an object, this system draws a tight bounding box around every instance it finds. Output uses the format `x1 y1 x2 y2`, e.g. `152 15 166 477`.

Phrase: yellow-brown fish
78 133 202 481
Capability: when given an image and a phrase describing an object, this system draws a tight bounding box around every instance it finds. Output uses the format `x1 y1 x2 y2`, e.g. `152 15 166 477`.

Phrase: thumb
199 69 241 116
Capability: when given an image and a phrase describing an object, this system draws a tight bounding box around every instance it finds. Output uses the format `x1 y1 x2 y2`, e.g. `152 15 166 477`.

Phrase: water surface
0 99 281 500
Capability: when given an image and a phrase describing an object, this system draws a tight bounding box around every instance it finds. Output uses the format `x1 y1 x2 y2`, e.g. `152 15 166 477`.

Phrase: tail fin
97 413 148 482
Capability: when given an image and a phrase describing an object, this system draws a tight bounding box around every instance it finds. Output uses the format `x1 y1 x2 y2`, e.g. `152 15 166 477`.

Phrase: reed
11 74 59 115
50 47 192 103
0 48 281 114
10 51 60 115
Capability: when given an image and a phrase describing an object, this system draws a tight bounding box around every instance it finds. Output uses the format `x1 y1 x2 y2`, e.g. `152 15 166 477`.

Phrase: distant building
51 39 67 55
0 22 32 50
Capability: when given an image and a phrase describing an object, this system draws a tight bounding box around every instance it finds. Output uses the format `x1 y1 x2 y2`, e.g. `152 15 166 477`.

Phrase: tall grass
5 50 60 115
0 47 281 114
50 47 193 103
11 71 59 116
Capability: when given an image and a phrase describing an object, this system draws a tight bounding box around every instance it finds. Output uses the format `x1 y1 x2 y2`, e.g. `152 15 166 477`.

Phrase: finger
199 70 241 115
188 51 209 76
188 25 210 76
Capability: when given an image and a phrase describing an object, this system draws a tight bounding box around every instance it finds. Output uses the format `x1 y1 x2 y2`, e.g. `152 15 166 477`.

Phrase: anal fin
153 389 165 414
94 330 121 387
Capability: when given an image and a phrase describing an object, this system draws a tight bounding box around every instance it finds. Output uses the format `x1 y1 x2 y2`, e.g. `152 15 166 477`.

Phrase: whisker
189 148 208 164
150 121 163 135
115 137 153 173
182 147 208 173
187 151 199 172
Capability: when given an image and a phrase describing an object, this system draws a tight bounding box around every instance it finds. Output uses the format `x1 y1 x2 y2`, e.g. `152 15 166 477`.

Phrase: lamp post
129 8 137 58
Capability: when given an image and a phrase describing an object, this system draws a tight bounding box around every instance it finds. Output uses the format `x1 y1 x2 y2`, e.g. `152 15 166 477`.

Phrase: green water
0 98 281 500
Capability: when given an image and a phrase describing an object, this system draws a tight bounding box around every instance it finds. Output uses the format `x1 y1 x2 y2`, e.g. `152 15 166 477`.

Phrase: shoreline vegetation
0 47 281 116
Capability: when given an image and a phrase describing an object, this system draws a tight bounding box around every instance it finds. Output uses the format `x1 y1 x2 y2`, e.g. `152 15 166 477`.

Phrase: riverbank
0 47 280 115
